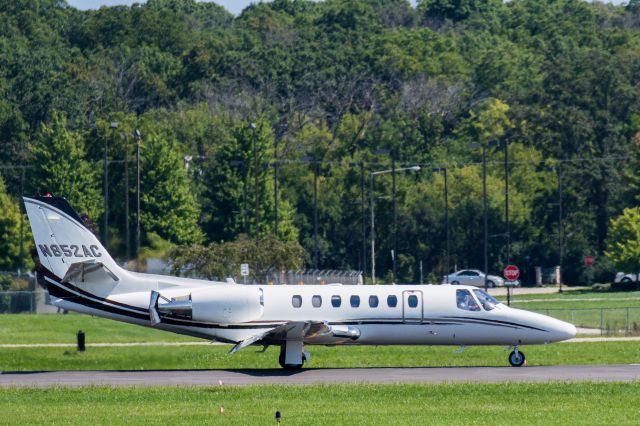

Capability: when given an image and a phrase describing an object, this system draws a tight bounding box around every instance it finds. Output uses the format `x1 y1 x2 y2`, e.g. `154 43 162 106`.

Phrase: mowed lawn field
3 383 640 425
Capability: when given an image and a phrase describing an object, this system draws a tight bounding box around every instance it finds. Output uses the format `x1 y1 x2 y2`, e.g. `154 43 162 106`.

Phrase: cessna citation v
25 195 576 369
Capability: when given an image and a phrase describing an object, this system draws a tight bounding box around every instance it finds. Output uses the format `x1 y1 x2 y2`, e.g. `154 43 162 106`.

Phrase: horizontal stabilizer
62 259 120 284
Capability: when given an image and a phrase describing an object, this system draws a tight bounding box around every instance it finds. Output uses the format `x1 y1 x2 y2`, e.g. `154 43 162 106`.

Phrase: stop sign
504 265 520 281
584 255 596 267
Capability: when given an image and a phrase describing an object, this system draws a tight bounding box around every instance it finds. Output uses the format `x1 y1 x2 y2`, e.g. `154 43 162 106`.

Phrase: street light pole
370 165 420 285
104 122 118 248
557 167 563 293
433 167 449 283
249 123 258 238
313 162 319 269
370 172 376 284
504 140 510 264
360 162 366 276
483 144 488 291
392 156 397 283
133 129 141 271
123 132 130 262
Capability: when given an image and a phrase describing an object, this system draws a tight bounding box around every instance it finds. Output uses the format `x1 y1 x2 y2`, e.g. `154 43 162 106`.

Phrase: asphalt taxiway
2 365 639 387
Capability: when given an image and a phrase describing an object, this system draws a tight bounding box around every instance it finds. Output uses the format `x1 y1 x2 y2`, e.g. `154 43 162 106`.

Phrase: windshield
456 289 480 311
473 289 501 311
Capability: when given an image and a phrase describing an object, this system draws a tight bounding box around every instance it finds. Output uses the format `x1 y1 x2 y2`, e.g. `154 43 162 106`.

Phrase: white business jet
24 195 576 369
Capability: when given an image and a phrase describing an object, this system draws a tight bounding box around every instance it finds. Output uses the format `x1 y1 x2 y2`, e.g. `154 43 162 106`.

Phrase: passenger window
387 295 398 308
407 295 418 308
312 295 322 308
331 295 341 308
369 295 379 308
350 295 360 308
292 295 302 308
456 289 480 311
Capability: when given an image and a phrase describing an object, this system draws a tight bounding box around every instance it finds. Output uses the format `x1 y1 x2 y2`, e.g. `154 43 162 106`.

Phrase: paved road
2 365 639 387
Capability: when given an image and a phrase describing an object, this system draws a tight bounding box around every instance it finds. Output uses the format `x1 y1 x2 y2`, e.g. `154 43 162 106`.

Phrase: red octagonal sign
503 265 520 281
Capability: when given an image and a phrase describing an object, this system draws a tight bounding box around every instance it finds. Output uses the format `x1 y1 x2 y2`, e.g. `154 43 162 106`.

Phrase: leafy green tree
0 176 33 271
138 130 203 245
606 207 640 287
29 111 102 220
168 234 306 282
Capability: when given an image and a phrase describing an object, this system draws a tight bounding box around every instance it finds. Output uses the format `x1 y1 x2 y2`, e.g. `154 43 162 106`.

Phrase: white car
615 272 638 284
442 269 505 288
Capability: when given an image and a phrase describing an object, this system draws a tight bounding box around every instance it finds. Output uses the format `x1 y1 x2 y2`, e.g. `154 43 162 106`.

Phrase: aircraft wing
229 320 359 354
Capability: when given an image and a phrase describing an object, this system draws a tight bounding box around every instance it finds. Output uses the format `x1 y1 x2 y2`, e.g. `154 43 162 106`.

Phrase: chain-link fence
530 307 640 336
0 291 37 313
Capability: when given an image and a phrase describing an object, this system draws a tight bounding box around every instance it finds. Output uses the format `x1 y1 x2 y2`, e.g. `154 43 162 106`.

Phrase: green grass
0 313 193 344
1 383 639 425
1 341 639 371
493 291 640 333
497 290 640 309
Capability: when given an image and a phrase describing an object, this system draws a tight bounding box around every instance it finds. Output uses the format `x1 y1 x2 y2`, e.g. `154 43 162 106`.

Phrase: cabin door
402 290 423 323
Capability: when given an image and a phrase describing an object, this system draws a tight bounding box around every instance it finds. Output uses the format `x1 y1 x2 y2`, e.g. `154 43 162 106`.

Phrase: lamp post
432 167 449 283
122 132 130 262
133 129 141 271
370 165 420 284
468 142 491 291
104 122 118 248
249 123 259 238
548 166 564 293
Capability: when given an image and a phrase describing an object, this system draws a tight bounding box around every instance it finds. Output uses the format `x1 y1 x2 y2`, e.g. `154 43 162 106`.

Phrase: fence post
600 309 604 336
626 307 630 336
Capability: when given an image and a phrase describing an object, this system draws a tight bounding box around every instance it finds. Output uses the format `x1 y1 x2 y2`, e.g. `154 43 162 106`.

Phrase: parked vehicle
615 272 639 284
442 269 505 288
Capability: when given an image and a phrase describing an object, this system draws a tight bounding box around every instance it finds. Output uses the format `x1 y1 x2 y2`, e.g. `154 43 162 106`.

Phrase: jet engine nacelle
191 286 264 324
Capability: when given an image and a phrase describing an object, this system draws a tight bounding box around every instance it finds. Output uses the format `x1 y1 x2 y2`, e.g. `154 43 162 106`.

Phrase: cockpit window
456 289 480 311
473 289 500 311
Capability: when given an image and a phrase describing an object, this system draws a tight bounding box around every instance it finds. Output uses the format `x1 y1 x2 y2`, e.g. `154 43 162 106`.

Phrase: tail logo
38 244 102 258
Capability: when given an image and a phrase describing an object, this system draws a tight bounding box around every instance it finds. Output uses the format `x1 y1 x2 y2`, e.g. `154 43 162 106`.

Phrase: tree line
1 0 639 284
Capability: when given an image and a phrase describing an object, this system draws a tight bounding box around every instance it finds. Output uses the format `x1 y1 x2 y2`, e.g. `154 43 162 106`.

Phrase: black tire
278 346 304 370
621 277 632 284
509 350 526 367
451 281 460 285
487 280 495 288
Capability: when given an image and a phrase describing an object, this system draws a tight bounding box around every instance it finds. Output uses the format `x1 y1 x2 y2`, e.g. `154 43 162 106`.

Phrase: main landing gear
278 341 309 370
508 347 526 367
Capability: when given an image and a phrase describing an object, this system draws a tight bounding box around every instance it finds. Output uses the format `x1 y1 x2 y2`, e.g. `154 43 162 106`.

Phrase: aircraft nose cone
550 319 576 342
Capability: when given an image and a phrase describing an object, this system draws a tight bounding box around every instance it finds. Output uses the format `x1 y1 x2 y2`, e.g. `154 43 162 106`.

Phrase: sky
67 0 627 16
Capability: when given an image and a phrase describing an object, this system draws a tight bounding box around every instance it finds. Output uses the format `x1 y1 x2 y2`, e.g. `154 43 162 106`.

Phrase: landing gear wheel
279 346 305 370
509 350 525 367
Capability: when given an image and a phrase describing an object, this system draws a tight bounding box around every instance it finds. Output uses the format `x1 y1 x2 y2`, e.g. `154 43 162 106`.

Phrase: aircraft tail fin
23 196 121 284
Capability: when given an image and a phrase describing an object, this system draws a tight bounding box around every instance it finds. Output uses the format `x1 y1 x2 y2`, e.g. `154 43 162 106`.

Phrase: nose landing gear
508 347 526 367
